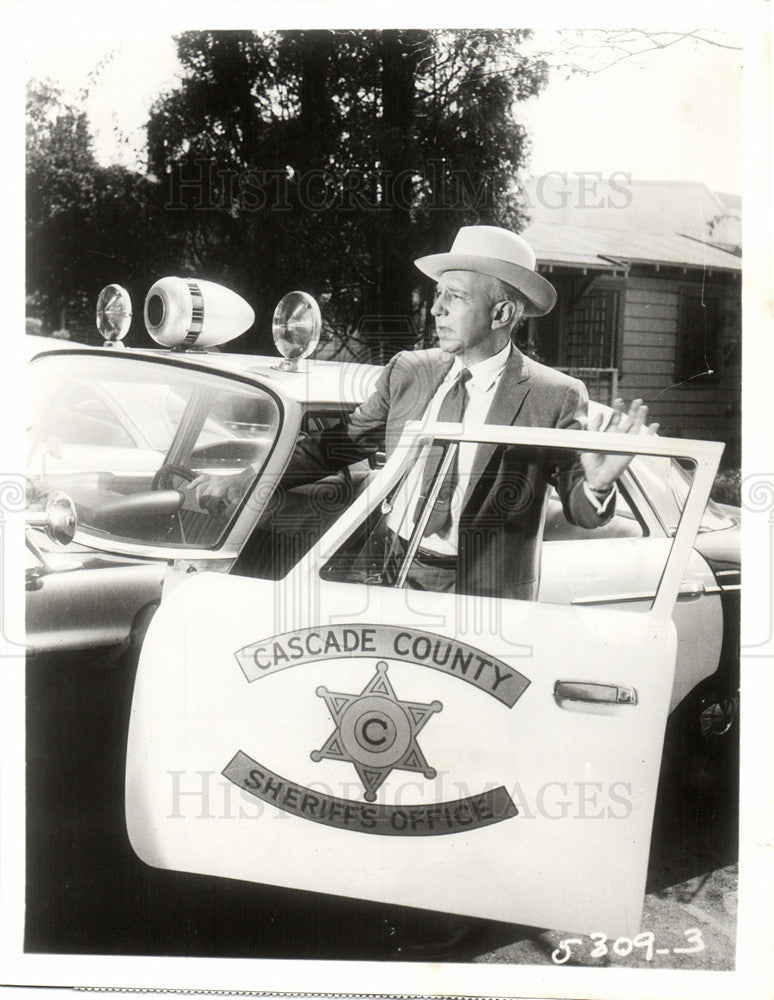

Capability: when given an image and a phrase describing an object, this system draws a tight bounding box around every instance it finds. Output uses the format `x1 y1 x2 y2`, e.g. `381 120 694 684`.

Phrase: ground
467 868 737 970
390 752 739 969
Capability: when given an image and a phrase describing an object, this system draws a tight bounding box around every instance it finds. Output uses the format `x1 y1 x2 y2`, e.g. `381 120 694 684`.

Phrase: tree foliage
25 32 548 352
147 29 548 354
27 80 99 332
26 79 159 341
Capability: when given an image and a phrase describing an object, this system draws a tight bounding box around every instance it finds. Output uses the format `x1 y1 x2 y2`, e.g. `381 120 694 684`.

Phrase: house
520 177 741 464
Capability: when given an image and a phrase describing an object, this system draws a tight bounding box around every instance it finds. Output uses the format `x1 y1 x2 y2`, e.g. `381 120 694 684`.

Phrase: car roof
25 337 613 414
26 334 89 359
25 336 382 407
182 351 383 405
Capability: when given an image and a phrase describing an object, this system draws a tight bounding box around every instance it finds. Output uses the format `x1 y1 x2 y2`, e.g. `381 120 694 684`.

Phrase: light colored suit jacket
288 347 613 599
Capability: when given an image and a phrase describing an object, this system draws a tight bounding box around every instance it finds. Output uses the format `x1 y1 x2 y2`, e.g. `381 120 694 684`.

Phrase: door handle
678 580 706 599
554 681 638 706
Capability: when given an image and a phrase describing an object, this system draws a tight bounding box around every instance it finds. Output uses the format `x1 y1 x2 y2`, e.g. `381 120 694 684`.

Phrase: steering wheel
152 463 198 491
150 464 201 544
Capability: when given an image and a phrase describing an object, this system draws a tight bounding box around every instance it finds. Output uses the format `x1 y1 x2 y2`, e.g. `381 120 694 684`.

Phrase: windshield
632 454 735 534
27 353 281 549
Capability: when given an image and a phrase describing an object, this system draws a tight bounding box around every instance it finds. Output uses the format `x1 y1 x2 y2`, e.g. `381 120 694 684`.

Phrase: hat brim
414 252 557 318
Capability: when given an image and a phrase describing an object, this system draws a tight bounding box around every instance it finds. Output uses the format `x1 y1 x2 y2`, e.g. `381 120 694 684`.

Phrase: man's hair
481 275 527 331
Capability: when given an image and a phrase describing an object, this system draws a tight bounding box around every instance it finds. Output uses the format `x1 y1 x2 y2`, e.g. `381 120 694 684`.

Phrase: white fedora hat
415 225 557 317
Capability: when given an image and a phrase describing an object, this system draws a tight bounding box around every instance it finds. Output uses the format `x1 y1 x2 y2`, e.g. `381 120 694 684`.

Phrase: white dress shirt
387 343 512 555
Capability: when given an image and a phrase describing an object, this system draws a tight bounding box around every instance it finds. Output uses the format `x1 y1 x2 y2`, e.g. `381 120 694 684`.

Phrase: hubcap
699 697 736 739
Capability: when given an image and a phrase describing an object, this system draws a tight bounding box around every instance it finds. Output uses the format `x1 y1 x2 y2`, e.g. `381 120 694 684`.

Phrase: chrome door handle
678 580 706 599
554 681 638 706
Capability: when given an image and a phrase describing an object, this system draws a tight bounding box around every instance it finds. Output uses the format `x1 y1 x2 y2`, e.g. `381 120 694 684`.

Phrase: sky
519 30 743 195
25 28 743 195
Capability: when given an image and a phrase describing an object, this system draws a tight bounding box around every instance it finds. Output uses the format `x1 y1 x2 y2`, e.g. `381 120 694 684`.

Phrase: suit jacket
287 347 614 599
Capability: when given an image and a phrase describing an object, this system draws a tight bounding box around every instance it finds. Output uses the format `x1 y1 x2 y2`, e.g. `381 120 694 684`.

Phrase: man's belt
383 530 458 572
414 547 458 569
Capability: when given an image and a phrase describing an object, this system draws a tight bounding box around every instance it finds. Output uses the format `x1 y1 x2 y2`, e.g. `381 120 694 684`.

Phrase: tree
146 30 549 356
544 28 741 76
26 80 101 332
26 79 159 342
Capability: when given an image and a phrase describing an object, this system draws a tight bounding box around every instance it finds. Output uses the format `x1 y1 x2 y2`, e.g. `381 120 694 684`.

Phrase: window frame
27 350 296 562
303 419 722 623
675 284 723 382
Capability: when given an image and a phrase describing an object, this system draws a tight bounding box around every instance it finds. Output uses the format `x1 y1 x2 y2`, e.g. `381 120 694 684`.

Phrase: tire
666 676 739 793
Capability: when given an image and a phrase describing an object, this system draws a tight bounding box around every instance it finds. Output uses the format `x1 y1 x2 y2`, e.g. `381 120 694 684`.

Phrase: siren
144 278 255 349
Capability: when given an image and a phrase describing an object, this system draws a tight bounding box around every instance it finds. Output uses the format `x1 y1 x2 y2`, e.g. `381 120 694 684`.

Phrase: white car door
126 422 721 938
539 472 724 711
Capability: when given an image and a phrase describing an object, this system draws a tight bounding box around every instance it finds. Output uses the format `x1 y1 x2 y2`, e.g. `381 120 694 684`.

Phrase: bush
711 468 741 507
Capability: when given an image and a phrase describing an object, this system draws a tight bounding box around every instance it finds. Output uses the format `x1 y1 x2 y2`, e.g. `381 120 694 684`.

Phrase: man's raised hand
579 398 660 492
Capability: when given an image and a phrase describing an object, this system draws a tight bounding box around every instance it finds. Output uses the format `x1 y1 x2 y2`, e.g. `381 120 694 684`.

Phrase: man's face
430 270 504 363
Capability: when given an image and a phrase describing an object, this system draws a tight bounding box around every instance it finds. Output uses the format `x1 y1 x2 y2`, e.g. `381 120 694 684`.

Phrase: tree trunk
373 30 424 354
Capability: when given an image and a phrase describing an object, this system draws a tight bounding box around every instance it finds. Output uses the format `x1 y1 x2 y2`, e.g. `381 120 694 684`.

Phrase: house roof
523 177 739 235
523 220 742 273
520 177 742 272
715 191 742 214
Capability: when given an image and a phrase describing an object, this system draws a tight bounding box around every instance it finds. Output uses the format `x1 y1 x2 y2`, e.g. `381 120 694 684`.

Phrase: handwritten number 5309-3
551 928 705 964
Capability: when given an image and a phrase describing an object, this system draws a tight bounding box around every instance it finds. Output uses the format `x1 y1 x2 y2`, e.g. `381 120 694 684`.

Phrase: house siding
617 270 741 463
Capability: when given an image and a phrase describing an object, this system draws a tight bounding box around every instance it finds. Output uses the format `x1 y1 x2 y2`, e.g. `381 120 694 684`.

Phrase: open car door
126 422 722 938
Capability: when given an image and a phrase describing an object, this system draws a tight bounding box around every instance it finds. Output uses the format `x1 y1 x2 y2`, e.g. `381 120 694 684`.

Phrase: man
193 225 657 599
282 225 656 599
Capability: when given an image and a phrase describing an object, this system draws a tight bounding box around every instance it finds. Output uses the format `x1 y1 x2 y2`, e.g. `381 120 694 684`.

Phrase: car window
319 437 680 609
301 410 345 434
27 353 281 549
542 483 645 541
630 454 735 534
56 387 138 449
233 407 368 581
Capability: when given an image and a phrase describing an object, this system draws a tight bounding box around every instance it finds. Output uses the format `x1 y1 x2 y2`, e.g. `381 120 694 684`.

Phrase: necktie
415 367 472 538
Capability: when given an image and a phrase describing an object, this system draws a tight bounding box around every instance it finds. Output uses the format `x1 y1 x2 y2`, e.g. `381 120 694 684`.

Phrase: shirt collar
448 341 512 392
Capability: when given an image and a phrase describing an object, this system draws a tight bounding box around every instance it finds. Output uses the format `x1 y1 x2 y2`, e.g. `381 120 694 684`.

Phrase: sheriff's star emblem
311 661 443 802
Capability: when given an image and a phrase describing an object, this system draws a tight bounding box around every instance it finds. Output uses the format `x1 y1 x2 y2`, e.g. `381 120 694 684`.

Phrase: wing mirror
26 488 78 579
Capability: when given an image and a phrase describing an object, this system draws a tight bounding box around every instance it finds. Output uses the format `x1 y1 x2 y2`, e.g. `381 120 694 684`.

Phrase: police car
25 278 739 946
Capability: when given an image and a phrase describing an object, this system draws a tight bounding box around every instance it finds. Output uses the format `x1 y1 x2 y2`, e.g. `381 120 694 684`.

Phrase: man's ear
490 299 515 331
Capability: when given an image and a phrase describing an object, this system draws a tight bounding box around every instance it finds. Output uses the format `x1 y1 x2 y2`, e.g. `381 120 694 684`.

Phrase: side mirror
26 490 78 576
